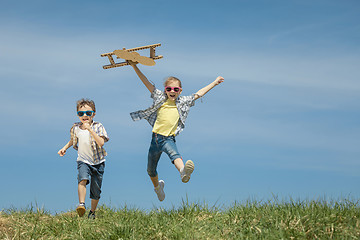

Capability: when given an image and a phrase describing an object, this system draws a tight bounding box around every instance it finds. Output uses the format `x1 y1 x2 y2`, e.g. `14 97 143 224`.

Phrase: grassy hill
1 199 359 239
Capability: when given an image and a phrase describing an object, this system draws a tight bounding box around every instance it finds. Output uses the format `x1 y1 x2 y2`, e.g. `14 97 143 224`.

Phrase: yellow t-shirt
152 99 179 136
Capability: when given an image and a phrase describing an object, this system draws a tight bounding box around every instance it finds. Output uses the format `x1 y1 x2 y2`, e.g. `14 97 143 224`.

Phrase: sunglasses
165 86 182 92
77 111 94 117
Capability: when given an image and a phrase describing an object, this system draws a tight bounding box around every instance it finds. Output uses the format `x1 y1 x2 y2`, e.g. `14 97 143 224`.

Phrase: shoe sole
76 206 86 217
182 160 194 183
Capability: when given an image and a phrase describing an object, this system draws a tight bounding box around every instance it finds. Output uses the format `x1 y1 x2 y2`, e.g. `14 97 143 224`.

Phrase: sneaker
88 210 96 219
181 160 194 183
76 203 86 217
154 180 165 201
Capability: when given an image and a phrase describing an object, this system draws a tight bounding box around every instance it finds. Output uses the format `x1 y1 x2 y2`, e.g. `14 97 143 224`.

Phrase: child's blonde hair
164 76 182 88
76 98 96 112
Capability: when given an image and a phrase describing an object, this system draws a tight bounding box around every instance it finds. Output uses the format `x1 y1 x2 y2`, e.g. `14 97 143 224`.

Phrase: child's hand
82 122 91 131
58 148 67 157
214 76 224 85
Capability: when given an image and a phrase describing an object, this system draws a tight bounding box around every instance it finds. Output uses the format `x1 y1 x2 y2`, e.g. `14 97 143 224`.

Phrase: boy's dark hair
76 98 96 112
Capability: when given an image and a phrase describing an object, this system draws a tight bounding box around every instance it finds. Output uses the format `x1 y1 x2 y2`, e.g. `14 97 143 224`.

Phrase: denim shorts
147 132 182 177
77 161 105 200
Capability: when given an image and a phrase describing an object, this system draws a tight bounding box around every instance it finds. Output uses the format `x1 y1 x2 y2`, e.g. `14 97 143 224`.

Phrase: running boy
58 99 109 218
129 61 224 201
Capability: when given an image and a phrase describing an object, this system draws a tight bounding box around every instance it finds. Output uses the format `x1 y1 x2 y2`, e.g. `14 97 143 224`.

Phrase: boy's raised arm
195 76 224 100
82 122 105 148
129 61 155 93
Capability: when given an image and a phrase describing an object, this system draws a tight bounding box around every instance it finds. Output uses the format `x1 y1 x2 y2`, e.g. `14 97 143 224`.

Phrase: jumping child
58 99 109 218
129 61 224 201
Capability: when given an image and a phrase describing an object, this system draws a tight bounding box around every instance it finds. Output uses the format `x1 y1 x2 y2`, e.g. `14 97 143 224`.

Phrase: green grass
1 199 359 239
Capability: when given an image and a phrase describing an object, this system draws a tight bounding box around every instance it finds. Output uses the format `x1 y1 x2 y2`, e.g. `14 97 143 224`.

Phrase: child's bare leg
91 199 99 212
78 180 87 203
173 158 184 172
150 175 160 188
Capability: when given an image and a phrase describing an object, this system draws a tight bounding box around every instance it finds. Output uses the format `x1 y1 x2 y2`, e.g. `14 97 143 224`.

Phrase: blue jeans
147 133 182 177
77 161 105 200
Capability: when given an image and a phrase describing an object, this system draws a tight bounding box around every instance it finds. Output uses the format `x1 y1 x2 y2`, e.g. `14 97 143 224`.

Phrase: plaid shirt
130 88 196 136
70 121 109 165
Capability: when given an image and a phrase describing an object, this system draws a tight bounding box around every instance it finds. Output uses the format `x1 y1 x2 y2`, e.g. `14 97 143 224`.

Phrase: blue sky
1 0 359 213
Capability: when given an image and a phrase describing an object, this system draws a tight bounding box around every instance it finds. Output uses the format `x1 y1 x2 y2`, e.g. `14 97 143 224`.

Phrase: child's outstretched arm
58 139 73 157
195 76 224 100
128 61 155 93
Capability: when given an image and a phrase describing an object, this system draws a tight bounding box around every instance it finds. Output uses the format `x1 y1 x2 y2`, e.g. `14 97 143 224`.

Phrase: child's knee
90 188 101 200
79 179 88 185
147 168 157 178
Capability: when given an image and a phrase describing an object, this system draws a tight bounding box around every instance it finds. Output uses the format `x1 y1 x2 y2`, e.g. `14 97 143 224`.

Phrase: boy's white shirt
75 126 104 165
70 121 109 165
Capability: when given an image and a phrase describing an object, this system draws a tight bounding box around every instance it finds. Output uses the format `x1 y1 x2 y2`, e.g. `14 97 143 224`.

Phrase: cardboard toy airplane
101 43 163 69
